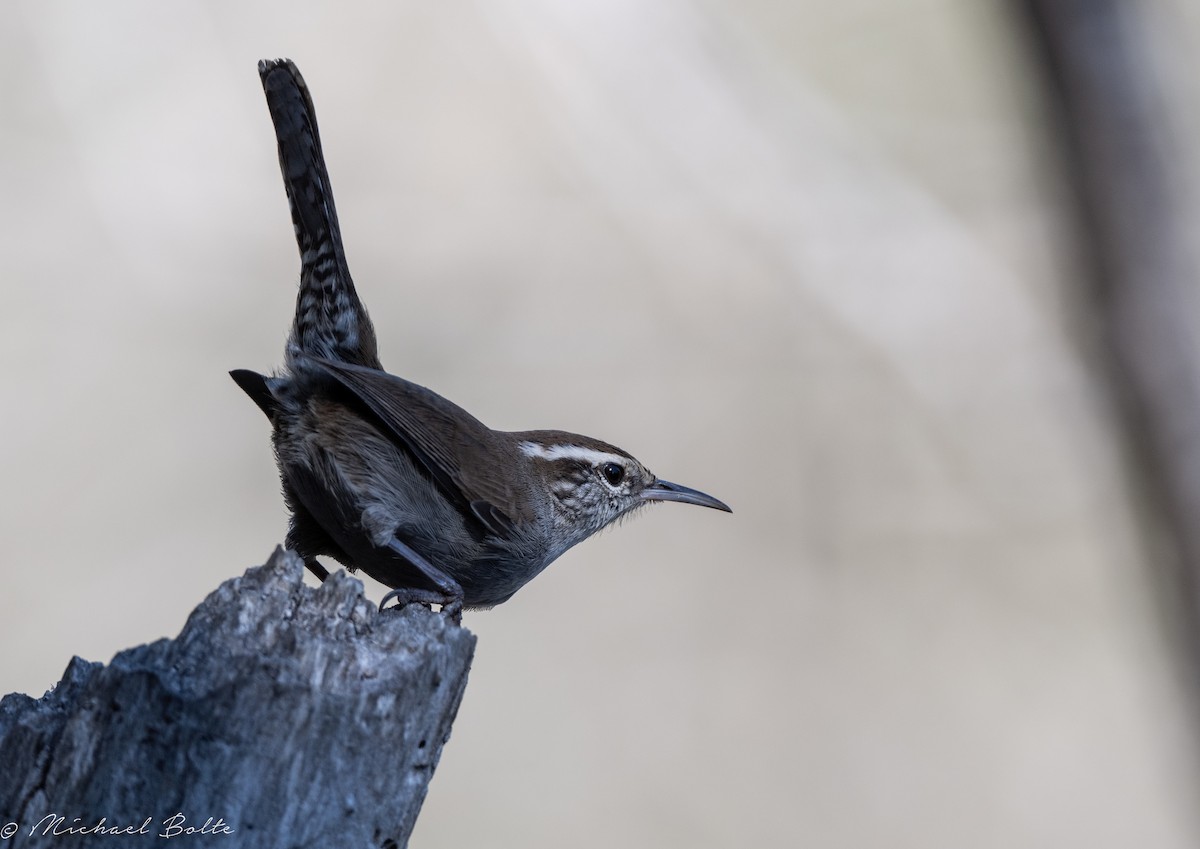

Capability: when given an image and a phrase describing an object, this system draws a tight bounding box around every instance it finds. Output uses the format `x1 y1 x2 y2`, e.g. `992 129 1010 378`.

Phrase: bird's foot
441 597 463 626
379 587 463 626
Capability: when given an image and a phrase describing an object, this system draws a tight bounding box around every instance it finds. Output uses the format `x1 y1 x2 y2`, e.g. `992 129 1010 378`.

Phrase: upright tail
259 58 381 370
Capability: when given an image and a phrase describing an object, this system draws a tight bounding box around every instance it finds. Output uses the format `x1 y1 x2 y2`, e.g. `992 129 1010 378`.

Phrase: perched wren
232 59 730 621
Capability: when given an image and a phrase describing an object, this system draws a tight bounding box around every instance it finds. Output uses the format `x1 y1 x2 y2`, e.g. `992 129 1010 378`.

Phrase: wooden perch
0 548 475 848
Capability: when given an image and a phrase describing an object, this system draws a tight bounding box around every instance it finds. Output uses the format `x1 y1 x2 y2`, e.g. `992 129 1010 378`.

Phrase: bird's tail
259 58 381 370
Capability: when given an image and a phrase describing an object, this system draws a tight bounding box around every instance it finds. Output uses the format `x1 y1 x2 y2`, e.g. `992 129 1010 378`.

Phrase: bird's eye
601 462 625 486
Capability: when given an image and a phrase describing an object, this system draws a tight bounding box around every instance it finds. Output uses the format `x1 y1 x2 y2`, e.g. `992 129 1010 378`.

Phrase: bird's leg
303 557 331 582
379 538 465 625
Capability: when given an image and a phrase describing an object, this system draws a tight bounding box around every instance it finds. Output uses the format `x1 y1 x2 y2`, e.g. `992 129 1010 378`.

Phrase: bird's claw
379 588 463 626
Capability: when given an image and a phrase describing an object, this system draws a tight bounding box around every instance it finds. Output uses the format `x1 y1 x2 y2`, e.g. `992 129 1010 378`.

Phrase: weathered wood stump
0 548 475 848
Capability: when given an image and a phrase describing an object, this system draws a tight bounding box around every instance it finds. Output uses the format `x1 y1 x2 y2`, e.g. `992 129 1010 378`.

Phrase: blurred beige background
4 1 1200 846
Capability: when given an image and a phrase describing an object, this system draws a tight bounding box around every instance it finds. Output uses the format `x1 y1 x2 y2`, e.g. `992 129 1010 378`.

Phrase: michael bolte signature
0 813 233 840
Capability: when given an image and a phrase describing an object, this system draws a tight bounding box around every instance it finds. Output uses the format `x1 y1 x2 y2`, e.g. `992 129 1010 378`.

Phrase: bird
232 58 730 623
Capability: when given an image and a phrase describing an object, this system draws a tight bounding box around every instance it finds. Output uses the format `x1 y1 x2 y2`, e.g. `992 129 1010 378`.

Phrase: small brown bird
232 59 730 621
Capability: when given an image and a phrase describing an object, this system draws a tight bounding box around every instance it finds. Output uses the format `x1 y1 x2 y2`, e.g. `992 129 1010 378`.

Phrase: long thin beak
641 479 732 513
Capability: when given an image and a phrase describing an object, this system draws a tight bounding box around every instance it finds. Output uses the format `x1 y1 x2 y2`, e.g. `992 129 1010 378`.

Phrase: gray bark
0 548 475 848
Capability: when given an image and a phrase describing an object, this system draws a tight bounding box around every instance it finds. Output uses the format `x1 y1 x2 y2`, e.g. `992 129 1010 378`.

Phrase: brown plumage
232 59 729 621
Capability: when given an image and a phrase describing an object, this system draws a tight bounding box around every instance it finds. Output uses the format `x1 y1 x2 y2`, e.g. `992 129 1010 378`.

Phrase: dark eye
601 462 625 486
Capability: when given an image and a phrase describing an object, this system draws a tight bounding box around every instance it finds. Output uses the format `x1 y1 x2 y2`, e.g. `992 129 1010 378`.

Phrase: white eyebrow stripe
519 442 626 467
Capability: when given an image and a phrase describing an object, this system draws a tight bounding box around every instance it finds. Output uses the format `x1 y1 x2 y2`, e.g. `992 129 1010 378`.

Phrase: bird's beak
640 479 732 513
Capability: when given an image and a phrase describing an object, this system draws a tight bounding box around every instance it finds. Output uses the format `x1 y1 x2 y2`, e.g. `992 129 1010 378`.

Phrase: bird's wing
309 357 533 527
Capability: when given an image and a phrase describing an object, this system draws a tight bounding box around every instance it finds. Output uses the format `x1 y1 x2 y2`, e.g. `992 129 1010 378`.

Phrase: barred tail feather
259 58 380 370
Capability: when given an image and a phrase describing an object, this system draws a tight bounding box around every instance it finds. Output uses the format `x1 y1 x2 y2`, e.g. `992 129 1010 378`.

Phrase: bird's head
516 431 731 553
